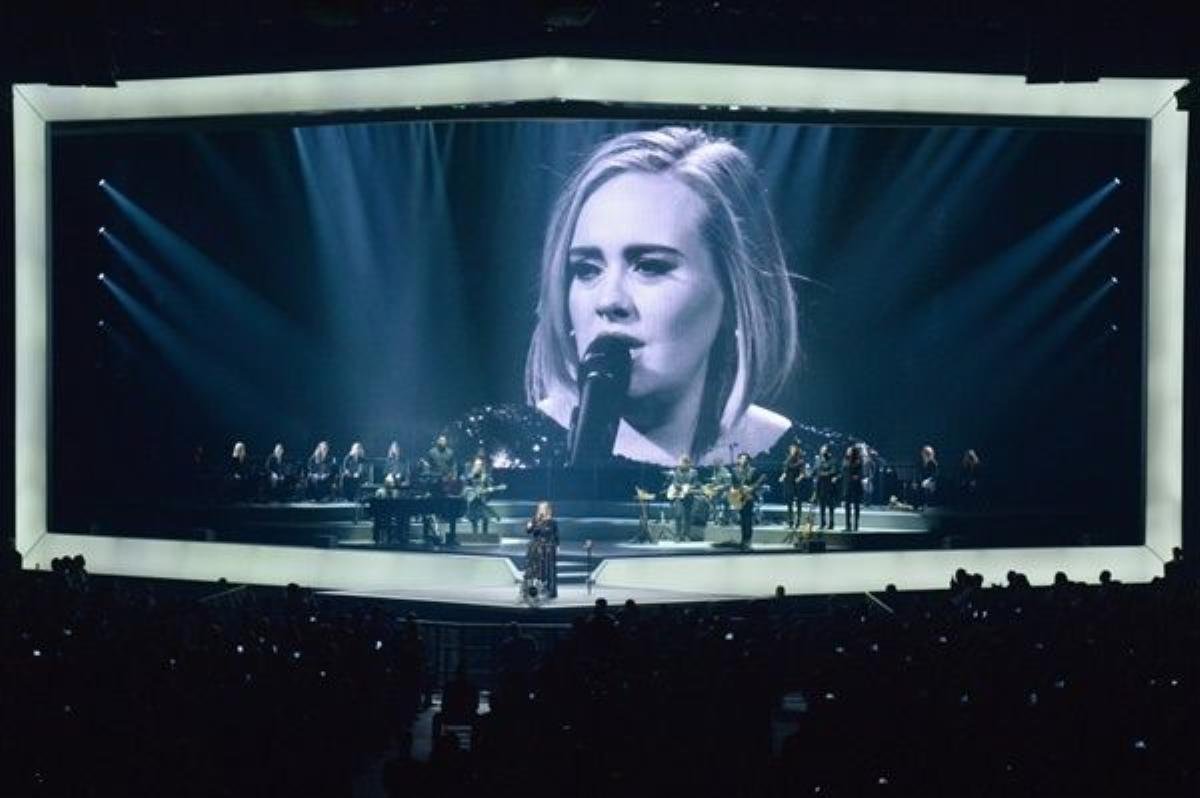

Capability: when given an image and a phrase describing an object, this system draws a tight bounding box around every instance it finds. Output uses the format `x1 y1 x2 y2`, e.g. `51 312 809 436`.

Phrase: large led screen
49 111 1147 543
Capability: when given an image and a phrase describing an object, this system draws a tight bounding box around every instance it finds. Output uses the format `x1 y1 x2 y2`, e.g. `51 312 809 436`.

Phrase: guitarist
666 455 701 541
465 453 502 536
730 453 761 549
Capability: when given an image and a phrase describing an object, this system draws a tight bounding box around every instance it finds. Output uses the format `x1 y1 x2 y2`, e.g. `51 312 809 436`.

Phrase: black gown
524 518 559 598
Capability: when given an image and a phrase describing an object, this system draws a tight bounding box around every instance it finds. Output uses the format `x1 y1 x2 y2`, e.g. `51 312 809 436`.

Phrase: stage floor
190 499 935 554
323 582 748 610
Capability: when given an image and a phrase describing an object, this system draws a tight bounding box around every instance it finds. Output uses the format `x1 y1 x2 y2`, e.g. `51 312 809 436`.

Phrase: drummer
707 459 734 526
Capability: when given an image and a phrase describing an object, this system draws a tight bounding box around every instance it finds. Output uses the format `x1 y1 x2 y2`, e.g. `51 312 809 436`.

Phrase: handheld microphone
568 336 634 467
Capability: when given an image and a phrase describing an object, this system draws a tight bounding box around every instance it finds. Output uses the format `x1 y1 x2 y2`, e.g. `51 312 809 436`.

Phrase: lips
590 331 645 350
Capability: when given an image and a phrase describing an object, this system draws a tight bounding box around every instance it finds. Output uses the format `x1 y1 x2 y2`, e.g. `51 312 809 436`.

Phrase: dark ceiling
3 1 1197 87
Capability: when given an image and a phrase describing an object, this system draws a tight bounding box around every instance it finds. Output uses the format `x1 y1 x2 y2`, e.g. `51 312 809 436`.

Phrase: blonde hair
524 126 799 457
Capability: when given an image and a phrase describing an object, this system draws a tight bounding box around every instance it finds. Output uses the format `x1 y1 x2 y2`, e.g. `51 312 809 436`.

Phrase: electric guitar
462 483 507 503
666 482 699 501
727 474 766 510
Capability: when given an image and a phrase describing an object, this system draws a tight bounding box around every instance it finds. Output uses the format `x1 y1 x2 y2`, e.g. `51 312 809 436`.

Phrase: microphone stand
584 539 593 595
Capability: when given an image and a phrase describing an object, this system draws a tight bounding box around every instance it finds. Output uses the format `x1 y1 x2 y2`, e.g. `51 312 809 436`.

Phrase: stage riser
186 501 930 535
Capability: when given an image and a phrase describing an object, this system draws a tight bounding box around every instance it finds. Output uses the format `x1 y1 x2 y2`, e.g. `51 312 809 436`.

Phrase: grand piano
368 485 466 546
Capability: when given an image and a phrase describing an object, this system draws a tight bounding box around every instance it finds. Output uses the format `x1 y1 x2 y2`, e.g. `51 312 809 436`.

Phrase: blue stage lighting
98 226 106 235
1113 226 1121 235
1113 177 1121 186
97 272 105 282
1110 324 1119 332
97 320 105 328
1110 276 1119 284
98 178 106 187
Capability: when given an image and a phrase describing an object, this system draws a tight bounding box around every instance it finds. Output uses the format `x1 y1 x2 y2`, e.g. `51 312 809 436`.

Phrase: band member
917 445 938 509
383 441 410 491
425 435 457 484
779 443 807 530
707 458 734 526
666 455 701 540
861 444 879 507
815 444 839 530
842 445 864 531
465 453 501 535
265 442 288 501
422 435 459 545
958 449 981 508
525 501 559 599
730 453 759 548
375 442 412 545
305 440 334 501
340 441 367 501
227 441 252 502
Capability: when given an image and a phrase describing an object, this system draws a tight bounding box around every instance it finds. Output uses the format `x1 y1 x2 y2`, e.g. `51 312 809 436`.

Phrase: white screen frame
13 58 1188 590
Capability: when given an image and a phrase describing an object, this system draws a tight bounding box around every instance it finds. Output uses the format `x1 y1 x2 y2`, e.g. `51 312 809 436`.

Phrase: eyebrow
567 244 685 260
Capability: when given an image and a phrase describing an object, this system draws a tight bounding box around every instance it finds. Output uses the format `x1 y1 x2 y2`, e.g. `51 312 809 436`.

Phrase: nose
594 266 636 322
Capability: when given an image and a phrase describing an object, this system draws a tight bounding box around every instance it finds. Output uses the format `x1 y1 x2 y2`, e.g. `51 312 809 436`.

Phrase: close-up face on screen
48 112 1147 544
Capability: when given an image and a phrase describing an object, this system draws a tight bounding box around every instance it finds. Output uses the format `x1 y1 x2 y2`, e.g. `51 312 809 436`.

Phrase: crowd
2 544 1196 796
0 551 423 797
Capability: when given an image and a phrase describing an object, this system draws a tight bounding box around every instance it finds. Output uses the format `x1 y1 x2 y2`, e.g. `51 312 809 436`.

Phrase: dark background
2 1 1198 555
47 112 1145 537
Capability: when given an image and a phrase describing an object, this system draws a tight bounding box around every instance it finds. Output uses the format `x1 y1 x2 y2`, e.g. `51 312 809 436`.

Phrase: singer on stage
524 126 800 466
525 501 559 599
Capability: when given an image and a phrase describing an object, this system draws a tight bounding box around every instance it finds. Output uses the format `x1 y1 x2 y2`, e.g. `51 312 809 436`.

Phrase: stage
177 498 935 552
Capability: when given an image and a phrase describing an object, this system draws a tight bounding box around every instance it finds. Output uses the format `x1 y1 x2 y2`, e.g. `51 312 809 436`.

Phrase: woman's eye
569 259 602 282
634 258 676 277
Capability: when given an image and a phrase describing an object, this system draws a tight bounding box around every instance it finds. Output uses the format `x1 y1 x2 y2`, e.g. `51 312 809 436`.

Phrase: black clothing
384 453 410 489
306 454 334 501
781 452 806 529
465 469 500 535
227 455 252 502
425 445 457 481
958 461 980 508
842 458 864 531
525 518 559 598
918 458 939 509
422 444 459 544
667 465 701 540
341 453 366 501
445 404 867 472
731 463 759 547
265 453 289 501
816 454 839 529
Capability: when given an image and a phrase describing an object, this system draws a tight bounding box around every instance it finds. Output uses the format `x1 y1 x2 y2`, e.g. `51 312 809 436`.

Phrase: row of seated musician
221 438 463 503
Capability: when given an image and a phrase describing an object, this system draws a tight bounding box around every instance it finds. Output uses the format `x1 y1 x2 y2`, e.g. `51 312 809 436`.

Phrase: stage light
97 320 105 328
98 178 106 187
1110 276 1119 284
98 226 106 235
97 272 105 281
1113 177 1121 186
1113 226 1121 234
728 104 740 111
1111 323 1119 332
